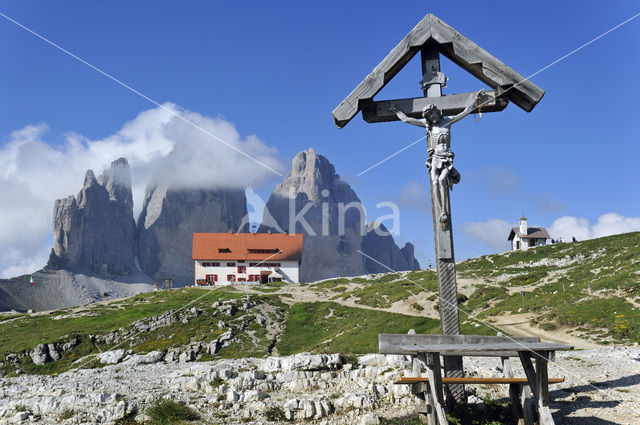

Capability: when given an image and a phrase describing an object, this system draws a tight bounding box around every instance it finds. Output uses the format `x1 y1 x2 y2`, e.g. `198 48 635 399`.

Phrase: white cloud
395 181 429 212
549 213 640 241
0 103 284 278
460 218 512 252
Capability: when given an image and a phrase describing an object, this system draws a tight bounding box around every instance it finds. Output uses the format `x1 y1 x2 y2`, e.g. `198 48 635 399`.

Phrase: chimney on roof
268 229 271 234
227 229 232 234
519 215 528 235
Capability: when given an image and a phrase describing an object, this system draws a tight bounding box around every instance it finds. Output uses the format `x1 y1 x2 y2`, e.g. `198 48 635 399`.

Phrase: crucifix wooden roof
332 14 545 128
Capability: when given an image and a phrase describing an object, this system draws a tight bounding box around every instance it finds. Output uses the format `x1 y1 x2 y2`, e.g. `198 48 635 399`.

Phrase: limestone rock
97 349 125 365
50 158 136 277
47 343 61 362
361 413 381 425
362 222 417 273
136 183 247 285
30 344 50 365
261 149 420 281
259 149 366 281
400 242 421 270
124 351 164 366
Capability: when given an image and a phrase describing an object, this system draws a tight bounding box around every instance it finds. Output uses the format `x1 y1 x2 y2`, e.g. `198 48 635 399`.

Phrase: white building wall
512 236 547 251
194 260 300 284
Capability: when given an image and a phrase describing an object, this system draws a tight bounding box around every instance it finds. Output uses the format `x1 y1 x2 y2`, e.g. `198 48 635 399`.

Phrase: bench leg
424 353 449 425
412 382 436 425
536 351 555 425
520 385 535 425
509 383 525 425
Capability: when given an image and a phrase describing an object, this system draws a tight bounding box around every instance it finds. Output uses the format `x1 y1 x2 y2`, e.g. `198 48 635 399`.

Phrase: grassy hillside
457 231 640 343
1 232 637 377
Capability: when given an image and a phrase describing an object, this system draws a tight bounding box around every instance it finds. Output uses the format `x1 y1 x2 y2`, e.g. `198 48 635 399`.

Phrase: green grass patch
0 288 243 361
146 399 199 424
277 302 441 355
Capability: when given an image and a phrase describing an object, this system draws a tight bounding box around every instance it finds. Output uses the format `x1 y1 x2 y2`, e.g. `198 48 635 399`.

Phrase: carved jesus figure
390 90 485 226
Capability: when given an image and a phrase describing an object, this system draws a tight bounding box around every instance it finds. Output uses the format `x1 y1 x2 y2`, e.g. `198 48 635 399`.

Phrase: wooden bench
379 334 573 425
395 377 565 385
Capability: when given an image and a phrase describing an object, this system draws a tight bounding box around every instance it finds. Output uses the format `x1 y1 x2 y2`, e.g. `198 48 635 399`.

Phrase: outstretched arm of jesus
446 89 486 127
389 106 426 128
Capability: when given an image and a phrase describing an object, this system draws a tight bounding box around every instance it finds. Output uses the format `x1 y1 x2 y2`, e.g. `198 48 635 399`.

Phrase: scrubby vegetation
1 231 638 378
146 398 199 424
457 232 640 343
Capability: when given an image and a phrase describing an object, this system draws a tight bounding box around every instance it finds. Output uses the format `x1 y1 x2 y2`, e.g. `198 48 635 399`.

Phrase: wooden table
379 334 573 425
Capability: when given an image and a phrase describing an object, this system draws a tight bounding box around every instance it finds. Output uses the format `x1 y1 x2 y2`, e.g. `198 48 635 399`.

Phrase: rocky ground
0 347 638 425
0 269 153 312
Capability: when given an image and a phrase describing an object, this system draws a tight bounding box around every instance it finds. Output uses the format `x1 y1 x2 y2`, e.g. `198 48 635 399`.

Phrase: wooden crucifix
332 14 544 405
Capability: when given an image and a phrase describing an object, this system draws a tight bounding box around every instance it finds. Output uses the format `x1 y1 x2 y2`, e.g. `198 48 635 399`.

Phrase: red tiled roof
192 233 303 261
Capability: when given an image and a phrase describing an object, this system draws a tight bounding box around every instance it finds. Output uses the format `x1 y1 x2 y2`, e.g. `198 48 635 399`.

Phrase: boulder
124 351 164 365
30 344 50 365
362 413 381 425
47 343 61 362
97 349 125 365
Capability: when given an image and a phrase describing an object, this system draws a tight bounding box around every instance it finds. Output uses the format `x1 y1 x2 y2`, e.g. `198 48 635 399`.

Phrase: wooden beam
421 44 442 97
395 377 565 385
361 91 508 123
379 333 544 356
509 383 525 425
425 352 448 425
331 13 544 128
396 342 572 355
536 351 556 425
518 351 538 399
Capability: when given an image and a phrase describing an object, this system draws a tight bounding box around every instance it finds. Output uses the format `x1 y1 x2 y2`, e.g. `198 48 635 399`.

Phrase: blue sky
1 1 639 275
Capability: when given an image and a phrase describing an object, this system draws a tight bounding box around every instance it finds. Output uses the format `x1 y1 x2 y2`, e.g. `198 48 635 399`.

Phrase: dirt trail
491 313 601 349
236 284 430 317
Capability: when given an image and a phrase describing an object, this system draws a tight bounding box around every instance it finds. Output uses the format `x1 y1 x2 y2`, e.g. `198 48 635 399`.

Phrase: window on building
219 248 231 253
212 262 220 267
238 277 246 282
254 275 260 281
249 263 256 267
227 274 235 282
516 241 521 249
227 262 235 267
238 265 246 273
206 274 218 283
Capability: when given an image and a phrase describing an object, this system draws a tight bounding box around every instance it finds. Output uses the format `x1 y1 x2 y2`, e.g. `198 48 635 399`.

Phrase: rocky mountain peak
50 159 136 277
278 149 345 204
262 149 419 281
99 157 133 208
136 182 248 285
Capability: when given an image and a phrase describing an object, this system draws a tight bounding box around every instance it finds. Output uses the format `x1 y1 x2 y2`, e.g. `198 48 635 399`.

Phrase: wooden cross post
332 12 544 409
419 43 465 405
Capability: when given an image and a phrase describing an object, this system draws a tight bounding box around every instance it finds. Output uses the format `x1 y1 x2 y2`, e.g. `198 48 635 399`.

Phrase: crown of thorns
422 104 442 118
